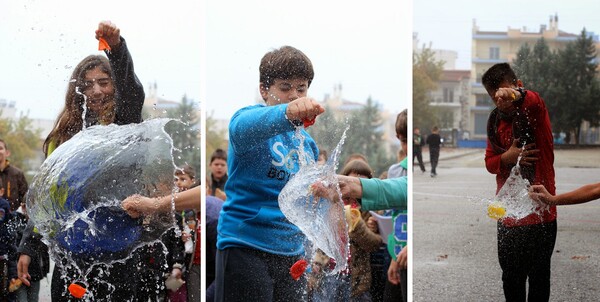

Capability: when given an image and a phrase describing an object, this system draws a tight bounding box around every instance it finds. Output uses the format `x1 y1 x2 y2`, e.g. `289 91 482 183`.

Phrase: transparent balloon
488 161 548 220
28 119 177 266
279 127 350 275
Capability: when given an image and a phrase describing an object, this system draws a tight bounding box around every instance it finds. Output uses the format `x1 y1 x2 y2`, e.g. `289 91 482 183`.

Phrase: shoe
430 173 435 177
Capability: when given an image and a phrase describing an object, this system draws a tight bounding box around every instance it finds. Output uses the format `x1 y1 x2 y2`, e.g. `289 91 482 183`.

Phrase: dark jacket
0 163 28 211
0 198 17 281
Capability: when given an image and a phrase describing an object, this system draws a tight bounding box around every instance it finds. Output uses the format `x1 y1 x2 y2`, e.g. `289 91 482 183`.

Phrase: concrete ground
413 147 600 301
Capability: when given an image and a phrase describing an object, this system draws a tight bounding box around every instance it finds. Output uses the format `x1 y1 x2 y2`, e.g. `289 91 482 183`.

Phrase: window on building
441 111 454 128
474 113 489 135
443 87 454 103
476 94 493 107
489 47 500 60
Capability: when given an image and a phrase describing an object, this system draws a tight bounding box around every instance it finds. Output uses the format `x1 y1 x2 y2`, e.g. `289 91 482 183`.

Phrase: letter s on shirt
271 142 285 167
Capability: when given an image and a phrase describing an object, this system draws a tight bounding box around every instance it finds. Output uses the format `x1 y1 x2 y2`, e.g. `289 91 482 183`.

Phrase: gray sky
0 0 202 120
205 0 412 120
414 0 600 70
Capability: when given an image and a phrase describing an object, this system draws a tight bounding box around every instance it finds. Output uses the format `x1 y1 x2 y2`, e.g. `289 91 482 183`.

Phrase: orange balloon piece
98 37 111 51
68 283 87 299
290 259 308 280
303 118 315 128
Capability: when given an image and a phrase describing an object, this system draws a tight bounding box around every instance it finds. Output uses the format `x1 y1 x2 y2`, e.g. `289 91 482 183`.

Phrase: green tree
0 113 42 172
513 37 557 98
413 46 444 132
166 95 201 173
342 97 394 176
553 29 600 143
206 111 228 168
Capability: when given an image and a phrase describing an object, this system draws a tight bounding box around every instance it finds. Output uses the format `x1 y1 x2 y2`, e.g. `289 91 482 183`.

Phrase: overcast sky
0 0 202 120
414 0 600 70
205 0 412 120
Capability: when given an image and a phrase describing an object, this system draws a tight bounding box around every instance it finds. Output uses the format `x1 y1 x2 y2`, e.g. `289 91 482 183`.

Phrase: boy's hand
286 97 325 124
95 21 121 50
529 184 557 205
501 139 539 167
387 258 401 285
17 254 31 287
397 246 408 269
494 88 519 112
121 194 150 218
366 216 378 233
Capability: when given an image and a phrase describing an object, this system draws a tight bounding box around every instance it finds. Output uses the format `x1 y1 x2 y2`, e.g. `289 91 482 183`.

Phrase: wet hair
396 109 407 139
175 164 196 179
44 55 116 157
481 63 518 91
259 46 314 89
341 159 373 179
210 148 227 163
318 149 328 158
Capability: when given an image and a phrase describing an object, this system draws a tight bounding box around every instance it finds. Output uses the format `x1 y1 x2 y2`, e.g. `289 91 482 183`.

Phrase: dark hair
44 55 115 157
259 46 314 89
341 159 373 178
343 153 368 166
432 125 439 132
396 109 407 139
175 164 196 179
481 63 518 91
210 148 227 163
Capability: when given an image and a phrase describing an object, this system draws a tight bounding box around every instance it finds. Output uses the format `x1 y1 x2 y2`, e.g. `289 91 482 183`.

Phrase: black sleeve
18 171 28 205
162 218 185 268
106 37 145 125
17 221 40 258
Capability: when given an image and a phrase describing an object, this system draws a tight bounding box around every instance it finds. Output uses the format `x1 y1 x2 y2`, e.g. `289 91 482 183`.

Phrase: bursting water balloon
279 127 350 275
28 119 177 261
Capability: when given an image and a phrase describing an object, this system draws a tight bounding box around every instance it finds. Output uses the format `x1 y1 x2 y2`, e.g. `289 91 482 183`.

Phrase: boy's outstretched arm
530 183 600 205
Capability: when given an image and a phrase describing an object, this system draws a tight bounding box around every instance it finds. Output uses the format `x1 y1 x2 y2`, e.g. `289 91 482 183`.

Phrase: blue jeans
16 281 40 302
311 273 350 302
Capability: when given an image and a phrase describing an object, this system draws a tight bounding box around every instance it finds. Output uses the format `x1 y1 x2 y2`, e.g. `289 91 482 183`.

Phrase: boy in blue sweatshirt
215 46 325 302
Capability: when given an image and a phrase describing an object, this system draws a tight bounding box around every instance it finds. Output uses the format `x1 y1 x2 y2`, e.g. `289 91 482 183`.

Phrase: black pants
429 148 439 174
214 247 306 302
497 221 557 302
383 269 406 302
413 150 425 172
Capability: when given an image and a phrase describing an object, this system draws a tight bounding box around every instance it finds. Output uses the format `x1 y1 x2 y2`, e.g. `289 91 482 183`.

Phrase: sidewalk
418 147 481 164
417 147 600 168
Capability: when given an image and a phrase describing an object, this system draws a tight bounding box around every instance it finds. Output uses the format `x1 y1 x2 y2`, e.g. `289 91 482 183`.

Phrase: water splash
27 118 178 300
279 125 350 275
75 86 87 130
487 147 547 220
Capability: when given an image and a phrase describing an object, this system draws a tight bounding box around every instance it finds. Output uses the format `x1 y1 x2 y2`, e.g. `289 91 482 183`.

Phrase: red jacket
485 90 556 227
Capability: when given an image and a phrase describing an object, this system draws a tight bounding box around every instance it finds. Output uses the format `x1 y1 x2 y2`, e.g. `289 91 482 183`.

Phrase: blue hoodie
217 104 318 256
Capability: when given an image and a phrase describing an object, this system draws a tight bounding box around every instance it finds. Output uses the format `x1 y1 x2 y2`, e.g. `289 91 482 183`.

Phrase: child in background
174 165 196 193
0 182 19 301
174 165 200 301
208 149 228 200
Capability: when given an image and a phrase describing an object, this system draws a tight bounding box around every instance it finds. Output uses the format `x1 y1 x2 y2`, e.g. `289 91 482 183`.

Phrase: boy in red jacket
483 63 556 301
